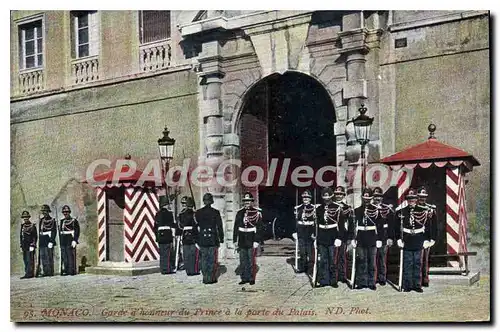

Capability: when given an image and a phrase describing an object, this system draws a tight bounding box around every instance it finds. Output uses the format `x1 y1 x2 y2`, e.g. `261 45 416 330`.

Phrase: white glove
397 239 404 248
334 239 342 247
351 240 357 248
29 246 35 252
387 239 394 247
71 241 77 248
430 240 436 247
311 234 316 240
423 240 430 249
253 242 259 249
376 240 382 248
195 243 200 250
292 233 297 240
48 242 53 249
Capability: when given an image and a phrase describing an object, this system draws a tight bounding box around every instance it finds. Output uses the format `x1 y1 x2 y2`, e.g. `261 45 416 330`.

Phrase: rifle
349 188 357 289
398 211 405 292
311 188 318 287
35 216 42 277
183 149 196 210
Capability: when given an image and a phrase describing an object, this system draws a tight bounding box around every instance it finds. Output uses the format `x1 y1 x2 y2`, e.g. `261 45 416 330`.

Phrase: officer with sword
154 196 177 274
19 211 37 279
59 205 80 276
37 205 57 277
332 186 354 284
177 197 200 276
372 187 395 286
417 186 437 287
292 190 318 274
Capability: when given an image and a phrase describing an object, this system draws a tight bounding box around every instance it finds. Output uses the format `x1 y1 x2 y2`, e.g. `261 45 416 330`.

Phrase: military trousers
61 246 77 275
421 247 431 286
355 246 377 287
403 249 423 290
317 245 339 286
376 245 389 283
39 247 54 277
22 250 35 278
337 242 348 281
238 247 257 283
183 244 200 276
159 243 175 274
200 246 219 283
297 237 314 273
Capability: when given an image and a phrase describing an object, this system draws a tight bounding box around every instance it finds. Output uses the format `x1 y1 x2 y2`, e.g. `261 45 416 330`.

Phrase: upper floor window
71 11 99 58
18 20 43 70
139 11 171 44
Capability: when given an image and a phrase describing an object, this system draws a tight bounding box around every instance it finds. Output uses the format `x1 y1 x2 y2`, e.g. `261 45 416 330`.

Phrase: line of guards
294 186 437 292
19 205 80 279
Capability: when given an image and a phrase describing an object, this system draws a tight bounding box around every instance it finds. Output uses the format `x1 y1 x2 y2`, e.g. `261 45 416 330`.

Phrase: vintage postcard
10 9 490 322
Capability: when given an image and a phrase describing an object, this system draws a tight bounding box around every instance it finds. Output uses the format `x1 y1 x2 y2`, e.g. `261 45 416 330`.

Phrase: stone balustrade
139 39 172 73
72 55 99 85
18 68 44 94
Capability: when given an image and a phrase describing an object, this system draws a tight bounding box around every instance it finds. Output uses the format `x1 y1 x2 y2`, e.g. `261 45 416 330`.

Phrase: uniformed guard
37 205 57 277
333 186 354 284
154 196 176 274
233 192 263 285
315 187 346 287
292 190 317 274
372 187 395 286
20 211 37 279
417 186 437 287
395 188 431 292
178 197 200 276
59 205 80 276
352 188 382 290
195 193 224 284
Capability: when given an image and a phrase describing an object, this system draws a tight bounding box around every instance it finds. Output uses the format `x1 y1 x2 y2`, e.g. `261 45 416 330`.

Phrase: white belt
60 230 74 235
298 221 314 226
403 227 425 234
318 223 338 229
182 226 193 231
158 226 171 230
40 231 51 236
238 227 256 233
357 226 377 231
383 224 388 229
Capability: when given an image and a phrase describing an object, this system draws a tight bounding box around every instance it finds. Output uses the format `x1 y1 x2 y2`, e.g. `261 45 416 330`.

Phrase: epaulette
426 203 436 209
254 207 262 211
294 204 302 210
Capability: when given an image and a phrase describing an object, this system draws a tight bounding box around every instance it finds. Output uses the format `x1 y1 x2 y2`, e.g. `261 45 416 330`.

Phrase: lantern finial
359 104 368 115
124 154 131 160
428 124 437 139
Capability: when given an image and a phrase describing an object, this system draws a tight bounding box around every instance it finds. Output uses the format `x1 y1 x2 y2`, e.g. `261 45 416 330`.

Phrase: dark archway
238 71 336 240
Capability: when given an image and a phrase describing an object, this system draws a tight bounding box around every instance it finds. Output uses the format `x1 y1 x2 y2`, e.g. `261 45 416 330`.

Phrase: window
18 20 43 70
71 11 99 58
139 11 171 44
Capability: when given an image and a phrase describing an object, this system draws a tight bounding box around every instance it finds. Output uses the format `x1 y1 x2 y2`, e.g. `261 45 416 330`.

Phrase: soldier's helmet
334 186 346 195
203 193 214 204
159 195 170 207
322 187 334 199
242 192 254 202
181 196 188 205
417 186 428 197
362 188 373 200
21 211 31 218
62 205 71 213
185 197 195 208
40 204 51 213
373 187 384 197
301 190 312 198
406 188 418 199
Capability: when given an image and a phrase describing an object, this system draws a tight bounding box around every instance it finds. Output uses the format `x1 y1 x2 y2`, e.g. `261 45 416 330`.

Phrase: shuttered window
139 11 171 44
18 20 43 69
71 11 99 58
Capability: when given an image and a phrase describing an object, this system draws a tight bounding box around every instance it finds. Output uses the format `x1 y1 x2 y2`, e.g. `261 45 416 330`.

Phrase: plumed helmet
40 204 51 213
322 187 334 199
406 188 418 199
185 197 195 208
362 188 373 200
373 187 384 197
301 190 312 198
417 186 429 197
203 193 214 204
21 211 31 218
242 192 254 202
62 205 71 213
334 186 346 195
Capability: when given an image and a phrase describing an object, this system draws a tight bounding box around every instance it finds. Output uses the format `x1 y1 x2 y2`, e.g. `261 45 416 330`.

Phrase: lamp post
157 127 176 203
351 104 374 191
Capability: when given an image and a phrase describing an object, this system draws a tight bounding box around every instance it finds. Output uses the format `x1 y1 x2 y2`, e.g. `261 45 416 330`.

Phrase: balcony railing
139 39 172 73
18 68 44 94
72 55 100 85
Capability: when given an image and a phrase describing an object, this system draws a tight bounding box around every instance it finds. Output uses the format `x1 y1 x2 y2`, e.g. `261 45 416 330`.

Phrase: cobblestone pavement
11 256 490 322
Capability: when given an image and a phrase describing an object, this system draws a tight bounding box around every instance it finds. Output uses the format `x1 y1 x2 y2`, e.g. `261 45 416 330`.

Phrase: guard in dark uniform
195 193 224 284
37 205 57 277
417 186 437 287
315 187 345 287
333 186 354 283
59 205 80 276
395 188 431 292
233 192 263 285
154 196 176 274
293 190 317 273
372 187 395 286
20 211 37 279
352 188 382 290
178 197 200 276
